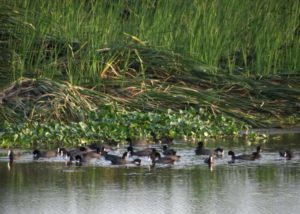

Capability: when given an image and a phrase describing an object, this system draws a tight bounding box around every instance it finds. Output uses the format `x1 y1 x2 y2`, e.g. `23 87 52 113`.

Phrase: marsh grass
0 0 299 84
0 0 299 145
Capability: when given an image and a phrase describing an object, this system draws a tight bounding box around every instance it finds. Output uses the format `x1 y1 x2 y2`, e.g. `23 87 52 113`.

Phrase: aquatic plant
0 108 249 149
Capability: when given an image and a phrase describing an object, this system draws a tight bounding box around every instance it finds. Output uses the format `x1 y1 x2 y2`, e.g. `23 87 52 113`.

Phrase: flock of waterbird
5 132 293 169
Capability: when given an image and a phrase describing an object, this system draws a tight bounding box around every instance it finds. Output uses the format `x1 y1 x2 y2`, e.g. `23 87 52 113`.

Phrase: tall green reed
1 0 299 86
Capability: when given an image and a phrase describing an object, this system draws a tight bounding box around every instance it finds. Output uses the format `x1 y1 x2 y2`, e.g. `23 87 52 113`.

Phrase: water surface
1 134 300 214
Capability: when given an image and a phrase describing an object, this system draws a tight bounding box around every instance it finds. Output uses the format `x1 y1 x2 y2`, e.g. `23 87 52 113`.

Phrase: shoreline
241 126 300 135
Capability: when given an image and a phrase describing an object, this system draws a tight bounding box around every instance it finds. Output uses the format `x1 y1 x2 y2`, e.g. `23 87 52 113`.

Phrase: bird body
195 142 224 157
204 155 214 165
149 149 175 166
32 149 57 160
8 150 14 162
74 149 101 164
279 150 293 160
127 146 152 157
251 146 262 159
195 142 211 155
162 145 177 156
151 132 173 145
228 149 260 162
126 138 148 147
103 151 141 166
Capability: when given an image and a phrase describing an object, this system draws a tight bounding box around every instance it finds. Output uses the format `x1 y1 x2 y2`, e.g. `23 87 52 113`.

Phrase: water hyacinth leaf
13 133 18 142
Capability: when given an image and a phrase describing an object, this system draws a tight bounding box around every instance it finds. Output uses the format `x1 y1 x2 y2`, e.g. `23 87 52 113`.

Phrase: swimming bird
73 148 102 164
204 155 214 165
195 142 224 156
64 146 97 161
103 151 141 166
8 150 14 162
112 154 141 166
228 150 256 162
7 150 22 168
162 145 177 156
279 150 293 160
58 148 68 157
126 137 148 147
7 150 22 161
204 155 215 171
88 140 119 151
151 132 173 145
149 149 175 166
161 145 180 161
102 138 120 147
127 146 152 157
165 154 181 161
251 146 262 159
214 148 225 157
7 150 15 171
195 141 211 155
101 149 122 162
32 149 57 160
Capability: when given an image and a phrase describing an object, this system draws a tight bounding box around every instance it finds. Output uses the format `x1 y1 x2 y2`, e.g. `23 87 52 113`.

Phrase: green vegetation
0 1 299 148
0 108 247 149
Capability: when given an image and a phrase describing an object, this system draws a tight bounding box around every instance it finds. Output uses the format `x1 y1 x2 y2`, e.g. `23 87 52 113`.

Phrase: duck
162 145 177 156
73 148 102 164
164 154 181 161
7 149 23 161
100 148 136 164
104 139 120 147
251 146 262 159
58 148 68 157
88 140 118 151
101 149 122 162
126 137 148 147
127 146 152 157
32 149 57 160
7 150 15 171
103 151 141 166
149 149 175 166
279 150 293 160
195 141 224 157
228 150 256 162
151 132 173 145
65 146 96 161
7 149 22 169
86 143 102 151
8 149 15 162
195 141 211 155
204 155 215 171
161 145 180 161
214 148 225 157
204 155 214 166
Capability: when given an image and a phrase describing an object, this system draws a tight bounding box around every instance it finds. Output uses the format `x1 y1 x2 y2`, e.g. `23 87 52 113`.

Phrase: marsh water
1 134 300 214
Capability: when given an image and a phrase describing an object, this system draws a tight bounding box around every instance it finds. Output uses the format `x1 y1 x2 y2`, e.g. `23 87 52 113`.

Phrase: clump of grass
92 44 300 128
1 42 300 128
0 78 107 122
